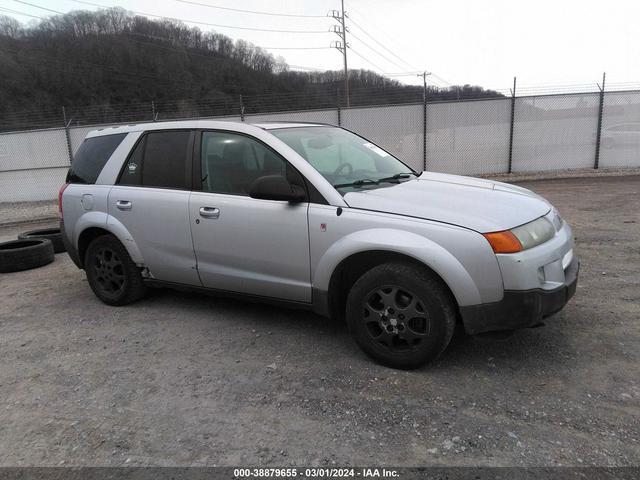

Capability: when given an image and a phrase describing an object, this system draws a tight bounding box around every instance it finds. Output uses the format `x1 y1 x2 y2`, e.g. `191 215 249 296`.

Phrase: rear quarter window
66 133 127 184
117 130 191 190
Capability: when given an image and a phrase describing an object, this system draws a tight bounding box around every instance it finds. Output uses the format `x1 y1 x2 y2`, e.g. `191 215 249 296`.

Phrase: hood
343 171 551 233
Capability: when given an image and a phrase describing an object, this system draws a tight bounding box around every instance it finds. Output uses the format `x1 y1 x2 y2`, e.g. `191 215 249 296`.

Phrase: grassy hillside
0 8 499 130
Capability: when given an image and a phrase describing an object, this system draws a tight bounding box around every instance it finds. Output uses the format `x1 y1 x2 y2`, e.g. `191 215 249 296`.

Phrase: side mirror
249 175 306 203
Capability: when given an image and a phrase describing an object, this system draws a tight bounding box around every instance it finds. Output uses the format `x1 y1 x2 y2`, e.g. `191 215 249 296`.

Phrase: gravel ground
0 176 638 467
0 200 57 227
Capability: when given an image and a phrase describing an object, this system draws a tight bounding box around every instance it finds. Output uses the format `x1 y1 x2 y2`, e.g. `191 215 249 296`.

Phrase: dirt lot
0 175 638 467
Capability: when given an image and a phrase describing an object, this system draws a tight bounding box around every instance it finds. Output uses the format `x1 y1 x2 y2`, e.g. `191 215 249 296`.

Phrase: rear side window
66 133 127 184
118 130 191 190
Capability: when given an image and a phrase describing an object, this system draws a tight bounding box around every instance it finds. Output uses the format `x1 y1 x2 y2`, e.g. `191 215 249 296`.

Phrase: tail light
58 183 69 219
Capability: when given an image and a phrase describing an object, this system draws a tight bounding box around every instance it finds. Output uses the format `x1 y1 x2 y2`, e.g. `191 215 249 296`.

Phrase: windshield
270 126 416 193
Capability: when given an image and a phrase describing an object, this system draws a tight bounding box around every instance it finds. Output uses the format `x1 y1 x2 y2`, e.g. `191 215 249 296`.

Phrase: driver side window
201 131 288 195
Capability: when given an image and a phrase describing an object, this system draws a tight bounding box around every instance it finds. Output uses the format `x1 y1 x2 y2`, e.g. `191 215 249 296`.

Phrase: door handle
199 206 220 219
116 200 132 211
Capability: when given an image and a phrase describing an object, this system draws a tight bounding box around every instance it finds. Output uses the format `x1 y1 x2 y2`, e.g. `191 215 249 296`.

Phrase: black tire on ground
18 227 66 253
346 262 456 370
84 234 147 306
0 239 55 273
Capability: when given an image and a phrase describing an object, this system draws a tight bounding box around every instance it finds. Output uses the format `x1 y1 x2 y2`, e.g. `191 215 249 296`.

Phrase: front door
189 130 311 302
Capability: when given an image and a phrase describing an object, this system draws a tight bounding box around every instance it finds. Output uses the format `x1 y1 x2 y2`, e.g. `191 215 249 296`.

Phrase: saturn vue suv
59 120 579 369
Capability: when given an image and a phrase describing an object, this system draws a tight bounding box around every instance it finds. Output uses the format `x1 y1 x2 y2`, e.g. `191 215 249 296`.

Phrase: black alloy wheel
362 285 430 353
90 246 126 297
346 262 456 369
84 234 147 306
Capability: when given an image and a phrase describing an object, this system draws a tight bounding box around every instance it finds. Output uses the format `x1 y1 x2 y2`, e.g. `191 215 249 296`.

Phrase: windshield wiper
377 172 416 183
333 178 379 189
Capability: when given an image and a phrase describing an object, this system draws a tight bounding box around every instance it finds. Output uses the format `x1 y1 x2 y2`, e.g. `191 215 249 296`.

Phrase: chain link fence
0 128 70 203
1 89 640 203
600 91 640 168
426 98 512 175
342 104 423 171
512 93 601 172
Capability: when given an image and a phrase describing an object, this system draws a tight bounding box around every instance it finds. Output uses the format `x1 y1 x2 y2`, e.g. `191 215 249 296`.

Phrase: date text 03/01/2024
233 468 400 478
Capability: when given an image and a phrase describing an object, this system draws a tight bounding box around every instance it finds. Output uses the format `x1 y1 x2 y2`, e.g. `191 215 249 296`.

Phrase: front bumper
460 256 579 335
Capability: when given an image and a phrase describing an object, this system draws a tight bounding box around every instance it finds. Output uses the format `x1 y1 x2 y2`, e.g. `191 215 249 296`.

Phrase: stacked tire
0 227 65 274
18 228 66 254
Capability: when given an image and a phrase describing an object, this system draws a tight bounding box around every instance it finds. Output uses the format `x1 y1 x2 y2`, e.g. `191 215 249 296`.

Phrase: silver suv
60 121 579 369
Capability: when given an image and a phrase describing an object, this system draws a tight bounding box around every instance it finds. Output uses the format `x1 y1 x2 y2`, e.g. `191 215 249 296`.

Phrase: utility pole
594 72 606 169
417 71 431 101
330 1 349 107
417 72 431 171
507 76 517 173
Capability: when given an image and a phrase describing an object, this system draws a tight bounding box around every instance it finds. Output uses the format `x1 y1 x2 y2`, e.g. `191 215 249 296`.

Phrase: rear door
108 130 200 286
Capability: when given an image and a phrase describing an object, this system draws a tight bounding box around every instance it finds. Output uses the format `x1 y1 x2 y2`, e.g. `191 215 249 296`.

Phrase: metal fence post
507 76 517 174
336 88 342 126
62 106 74 164
594 72 606 169
422 90 427 171
239 94 245 122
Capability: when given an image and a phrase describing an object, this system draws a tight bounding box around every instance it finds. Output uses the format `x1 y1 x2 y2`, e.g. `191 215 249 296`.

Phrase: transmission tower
329 0 349 107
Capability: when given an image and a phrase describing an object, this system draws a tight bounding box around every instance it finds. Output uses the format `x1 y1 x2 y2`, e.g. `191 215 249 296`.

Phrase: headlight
550 207 564 231
483 217 555 253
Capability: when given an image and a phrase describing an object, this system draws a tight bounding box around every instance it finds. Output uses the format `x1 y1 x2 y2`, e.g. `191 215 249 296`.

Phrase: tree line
0 8 501 130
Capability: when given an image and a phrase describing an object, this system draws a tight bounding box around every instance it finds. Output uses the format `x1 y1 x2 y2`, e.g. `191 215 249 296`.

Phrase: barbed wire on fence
5 80 639 133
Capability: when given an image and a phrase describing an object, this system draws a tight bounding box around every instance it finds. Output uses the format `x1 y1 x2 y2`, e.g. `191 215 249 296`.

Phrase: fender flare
313 228 482 307
73 211 145 266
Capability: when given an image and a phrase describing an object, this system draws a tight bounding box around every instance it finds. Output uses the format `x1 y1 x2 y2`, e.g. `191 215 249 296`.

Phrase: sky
2 0 639 91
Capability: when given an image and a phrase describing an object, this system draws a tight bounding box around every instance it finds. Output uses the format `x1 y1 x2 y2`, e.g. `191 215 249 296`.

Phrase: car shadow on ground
141 286 579 373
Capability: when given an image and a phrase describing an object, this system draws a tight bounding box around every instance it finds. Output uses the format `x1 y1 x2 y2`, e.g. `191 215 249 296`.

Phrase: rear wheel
346 262 456 369
84 234 146 306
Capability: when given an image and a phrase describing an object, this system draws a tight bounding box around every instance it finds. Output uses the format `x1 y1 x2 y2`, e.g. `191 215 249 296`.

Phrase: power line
383 72 423 76
287 64 329 71
26 0 331 34
347 30 409 72
173 0 327 18
346 13 417 71
430 73 452 86
261 46 332 50
348 9 454 87
349 47 385 73
0 5 44 18
12 0 65 15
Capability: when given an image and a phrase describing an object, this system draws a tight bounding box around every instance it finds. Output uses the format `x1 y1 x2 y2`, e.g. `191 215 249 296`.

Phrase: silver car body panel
189 191 312 302
343 172 551 233
61 183 145 265
108 186 200 286
308 204 503 306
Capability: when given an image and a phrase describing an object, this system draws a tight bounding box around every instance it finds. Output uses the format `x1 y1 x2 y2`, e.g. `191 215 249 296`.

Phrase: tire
346 262 456 370
84 234 147 306
18 227 66 254
0 239 55 273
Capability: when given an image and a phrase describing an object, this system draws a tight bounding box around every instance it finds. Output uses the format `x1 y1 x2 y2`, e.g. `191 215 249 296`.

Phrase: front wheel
84 234 147 306
346 262 456 369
